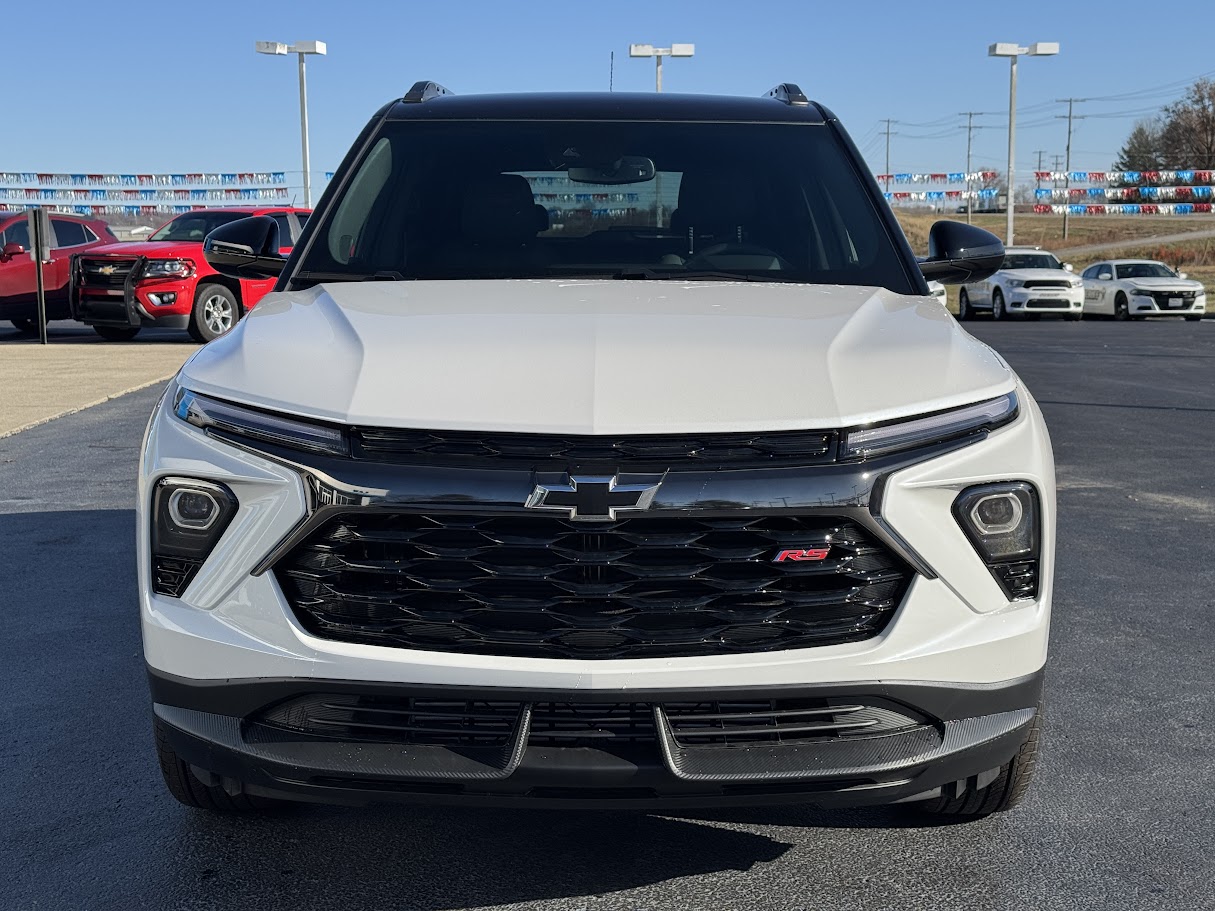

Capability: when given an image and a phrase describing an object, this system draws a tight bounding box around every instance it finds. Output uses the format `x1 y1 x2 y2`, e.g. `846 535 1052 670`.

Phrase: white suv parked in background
958 247 1083 321
1080 259 1206 321
139 82 1055 821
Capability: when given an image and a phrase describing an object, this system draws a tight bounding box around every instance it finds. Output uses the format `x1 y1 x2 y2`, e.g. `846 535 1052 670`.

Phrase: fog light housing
147 292 178 306
954 482 1040 599
151 477 238 597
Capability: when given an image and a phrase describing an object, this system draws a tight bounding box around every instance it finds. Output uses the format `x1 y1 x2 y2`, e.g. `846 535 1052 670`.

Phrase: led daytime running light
842 392 1018 460
174 388 348 456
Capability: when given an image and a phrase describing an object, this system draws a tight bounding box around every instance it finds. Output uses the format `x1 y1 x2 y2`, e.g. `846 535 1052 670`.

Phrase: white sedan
1080 260 1206 321
958 247 1084 321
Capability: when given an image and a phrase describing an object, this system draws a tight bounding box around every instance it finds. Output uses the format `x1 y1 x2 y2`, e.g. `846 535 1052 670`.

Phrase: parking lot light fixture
988 41 1059 245
628 43 694 93
256 40 327 207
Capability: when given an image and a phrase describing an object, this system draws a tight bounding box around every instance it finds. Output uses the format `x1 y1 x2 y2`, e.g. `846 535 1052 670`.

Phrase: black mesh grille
661 700 922 746
273 513 912 659
528 703 656 746
352 427 837 468
1021 279 1072 289
79 257 138 288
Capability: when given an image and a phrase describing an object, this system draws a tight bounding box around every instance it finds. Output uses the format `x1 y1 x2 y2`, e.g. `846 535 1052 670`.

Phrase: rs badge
774 547 831 563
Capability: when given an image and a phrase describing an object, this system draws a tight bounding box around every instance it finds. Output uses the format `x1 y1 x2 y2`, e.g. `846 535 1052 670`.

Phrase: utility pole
881 119 897 193
1056 98 1087 239
960 112 993 225
1034 150 1047 190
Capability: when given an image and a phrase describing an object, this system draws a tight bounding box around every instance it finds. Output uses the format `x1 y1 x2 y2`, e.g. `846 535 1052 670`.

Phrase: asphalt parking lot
1 320 1213 911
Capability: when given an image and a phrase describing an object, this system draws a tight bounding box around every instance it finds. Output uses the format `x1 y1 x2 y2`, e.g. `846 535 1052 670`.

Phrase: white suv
139 82 1054 820
958 247 1084 321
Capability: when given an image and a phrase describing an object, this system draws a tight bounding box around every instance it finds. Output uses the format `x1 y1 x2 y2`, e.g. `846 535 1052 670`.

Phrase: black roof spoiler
765 83 809 106
402 81 453 103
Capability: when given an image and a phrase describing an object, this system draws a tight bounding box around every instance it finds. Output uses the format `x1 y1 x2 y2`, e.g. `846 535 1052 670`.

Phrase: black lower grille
1026 298 1070 309
274 513 913 659
254 694 925 749
257 695 523 747
1151 290 1195 308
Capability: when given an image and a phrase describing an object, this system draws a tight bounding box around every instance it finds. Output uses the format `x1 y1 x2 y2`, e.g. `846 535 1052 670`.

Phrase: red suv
71 206 309 342
0 213 117 334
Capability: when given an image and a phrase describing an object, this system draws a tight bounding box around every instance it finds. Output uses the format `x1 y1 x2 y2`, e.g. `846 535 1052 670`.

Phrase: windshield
150 211 249 242
1002 253 1061 270
1116 262 1176 279
293 120 915 292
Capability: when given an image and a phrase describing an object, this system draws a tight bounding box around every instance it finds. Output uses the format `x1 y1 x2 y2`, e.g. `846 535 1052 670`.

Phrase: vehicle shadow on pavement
0 326 196 345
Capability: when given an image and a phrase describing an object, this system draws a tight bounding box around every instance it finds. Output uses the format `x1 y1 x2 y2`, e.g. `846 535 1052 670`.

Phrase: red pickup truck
71 206 310 341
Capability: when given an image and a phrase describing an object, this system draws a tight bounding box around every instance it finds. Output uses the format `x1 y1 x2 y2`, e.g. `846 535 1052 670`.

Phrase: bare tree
1161 79 1215 169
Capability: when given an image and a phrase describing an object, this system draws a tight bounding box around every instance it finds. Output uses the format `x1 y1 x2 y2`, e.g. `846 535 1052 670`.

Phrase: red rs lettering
774 548 831 563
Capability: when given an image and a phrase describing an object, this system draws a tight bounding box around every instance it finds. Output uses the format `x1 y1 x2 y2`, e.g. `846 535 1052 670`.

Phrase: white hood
180 280 1015 434
999 268 1076 283
1124 278 1203 292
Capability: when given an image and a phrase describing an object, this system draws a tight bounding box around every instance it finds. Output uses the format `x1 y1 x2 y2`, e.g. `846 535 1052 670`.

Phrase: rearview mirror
567 155 655 185
918 221 1005 284
0 241 24 263
203 216 285 279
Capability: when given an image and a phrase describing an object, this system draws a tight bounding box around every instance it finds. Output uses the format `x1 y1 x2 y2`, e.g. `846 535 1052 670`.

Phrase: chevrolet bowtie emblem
98 265 116 275
525 474 662 522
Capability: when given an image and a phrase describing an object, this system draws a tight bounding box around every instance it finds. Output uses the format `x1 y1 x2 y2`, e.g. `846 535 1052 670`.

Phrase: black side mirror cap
203 216 285 279
918 221 1005 284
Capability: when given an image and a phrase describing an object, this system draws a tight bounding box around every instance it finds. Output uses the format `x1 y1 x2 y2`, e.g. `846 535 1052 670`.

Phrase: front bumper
151 668 1042 809
1129 294 1206 316
1006 287 1084 313
70 256 193 328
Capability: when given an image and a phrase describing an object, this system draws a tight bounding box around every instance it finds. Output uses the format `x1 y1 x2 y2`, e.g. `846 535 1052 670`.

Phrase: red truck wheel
190 284 241 343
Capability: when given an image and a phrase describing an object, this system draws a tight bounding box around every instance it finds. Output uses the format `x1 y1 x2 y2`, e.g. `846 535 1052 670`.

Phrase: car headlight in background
1070 277 1083 287
841 392 1018 460
151 477 238 597
1006 279 1024 288
953 481 1040 599
174 388 349 457
1130 288 1154 297
143 258 194 279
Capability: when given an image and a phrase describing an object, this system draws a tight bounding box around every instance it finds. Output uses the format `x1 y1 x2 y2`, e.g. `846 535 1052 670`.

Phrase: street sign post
27 208 52 345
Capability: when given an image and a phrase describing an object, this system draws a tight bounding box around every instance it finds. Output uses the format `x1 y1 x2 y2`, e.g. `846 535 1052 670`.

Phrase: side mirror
1063 263 1074 272
1178 271 1188 280
203 216 285 279
0 241 25 263
918 221 1005 284
1097 271 1112 281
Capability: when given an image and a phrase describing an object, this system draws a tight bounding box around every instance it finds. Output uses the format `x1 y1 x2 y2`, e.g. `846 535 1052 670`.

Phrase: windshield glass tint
1003 253 1060 270
1116 262 1176 279
150 211 248 242
295 120 914 292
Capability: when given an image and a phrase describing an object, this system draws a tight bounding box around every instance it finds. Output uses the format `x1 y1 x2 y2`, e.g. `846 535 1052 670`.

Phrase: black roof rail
765 83 809 106
402 81 453 103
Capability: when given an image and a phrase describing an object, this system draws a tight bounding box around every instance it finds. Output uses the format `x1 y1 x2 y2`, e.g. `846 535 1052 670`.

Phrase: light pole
256 40 327 207
628 43 694 93
988 42 1058 246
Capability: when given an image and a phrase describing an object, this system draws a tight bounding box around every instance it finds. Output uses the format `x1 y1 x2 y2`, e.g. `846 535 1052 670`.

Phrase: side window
272 214 294 247
328 137 393 265
5 220 30 249
51 219 88 248
1081 265 1097 280
82 225 100 243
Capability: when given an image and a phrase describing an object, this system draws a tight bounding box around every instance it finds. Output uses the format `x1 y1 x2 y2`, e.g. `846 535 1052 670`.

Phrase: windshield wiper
294 270 412 283
612 269 788 282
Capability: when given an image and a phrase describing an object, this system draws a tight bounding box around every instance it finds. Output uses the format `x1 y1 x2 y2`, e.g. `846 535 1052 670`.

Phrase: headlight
1006 279 1024 288
174 388 349 456
841 392 1018 460
1070 278 1083 287
1130 288 1153 297
143 258 194 278
953 482 1040 599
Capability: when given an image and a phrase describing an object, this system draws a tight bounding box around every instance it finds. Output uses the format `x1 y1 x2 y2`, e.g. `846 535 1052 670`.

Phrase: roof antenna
610 51 614 92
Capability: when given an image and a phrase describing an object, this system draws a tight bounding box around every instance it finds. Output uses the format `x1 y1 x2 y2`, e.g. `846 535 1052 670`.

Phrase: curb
0 373 174 440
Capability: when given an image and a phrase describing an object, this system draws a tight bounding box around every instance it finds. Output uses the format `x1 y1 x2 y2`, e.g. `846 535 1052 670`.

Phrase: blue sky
3 0 1213 194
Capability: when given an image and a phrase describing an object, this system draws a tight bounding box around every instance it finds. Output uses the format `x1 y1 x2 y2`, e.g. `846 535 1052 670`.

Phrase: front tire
1114 293 1130 321
918 705 1041 820
992 289 1007 321
190 284 240 343
957 289 972 321
93 325 140 341
154 717 285 813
